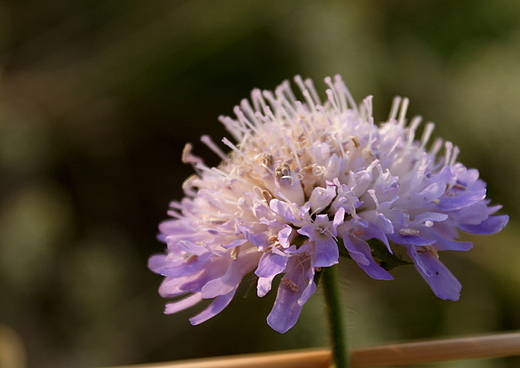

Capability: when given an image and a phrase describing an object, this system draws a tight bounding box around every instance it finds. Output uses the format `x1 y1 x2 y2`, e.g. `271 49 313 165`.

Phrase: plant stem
321 265 349 368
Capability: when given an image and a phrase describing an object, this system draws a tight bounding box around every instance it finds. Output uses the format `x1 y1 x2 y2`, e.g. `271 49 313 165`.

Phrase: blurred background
0 0 519 367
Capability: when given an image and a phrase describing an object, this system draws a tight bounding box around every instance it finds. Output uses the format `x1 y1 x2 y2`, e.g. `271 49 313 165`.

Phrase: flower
149 75 509 333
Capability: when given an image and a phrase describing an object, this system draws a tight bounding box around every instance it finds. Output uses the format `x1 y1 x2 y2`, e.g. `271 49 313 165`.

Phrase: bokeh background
1 1 520 367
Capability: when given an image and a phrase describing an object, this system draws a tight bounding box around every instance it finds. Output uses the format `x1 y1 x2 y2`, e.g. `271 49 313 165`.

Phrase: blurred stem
321 265 349 368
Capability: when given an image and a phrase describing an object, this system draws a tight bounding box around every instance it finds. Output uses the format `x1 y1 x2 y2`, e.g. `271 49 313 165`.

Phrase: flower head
149 75 508 333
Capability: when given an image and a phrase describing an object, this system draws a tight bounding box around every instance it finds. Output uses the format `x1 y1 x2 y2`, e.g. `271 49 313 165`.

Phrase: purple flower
149 75 508 333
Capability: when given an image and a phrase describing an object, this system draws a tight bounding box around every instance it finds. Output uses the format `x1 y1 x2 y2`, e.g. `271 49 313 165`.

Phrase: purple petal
360 210 394 234
267 280 305 333
407 246 461 301
436 189 486 211
413 212 449 224
270 199 301 223
419 227 472 252
308 184 337 212
343 235 394 280
458 215 509 235
387 233 436 246
189 290 236 325
159 271 207 297
165 293 203 314
257 275 276 297
296 224 313 239
245 231 269 248
158 220 194 237
267 288 304 333
178 257 232 292
332 207 346 232
314 238 339 267
414 182 446 202
221 238 247 249
278 225 293 247
298 278 317 306
356 223 391 250
201 249 259 298
255 252 288 278
450 202 488 225
148 254 211 278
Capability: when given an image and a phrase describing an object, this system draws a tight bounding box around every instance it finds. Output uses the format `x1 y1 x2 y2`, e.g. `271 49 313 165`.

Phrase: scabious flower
149 75 508 333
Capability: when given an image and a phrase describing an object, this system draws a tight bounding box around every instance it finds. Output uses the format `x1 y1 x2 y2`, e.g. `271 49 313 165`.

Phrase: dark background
0 1 519 367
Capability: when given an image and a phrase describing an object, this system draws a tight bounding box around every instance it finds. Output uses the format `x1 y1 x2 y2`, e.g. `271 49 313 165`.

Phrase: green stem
321 265 349 368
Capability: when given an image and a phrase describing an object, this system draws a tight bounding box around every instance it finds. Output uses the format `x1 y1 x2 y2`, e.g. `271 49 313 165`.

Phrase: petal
407 246 461 301
267 280 305 333
257 275 276 297
343 235 394 280
387 233 435 246
308 184 337 212
412 212 449 224
332 207 346 233
189 290 236 325
419 227 473 252
178 257 232 292
314 238 339 267
436 189 487 211
148 253 212 278
270 199 300 223
298 278 317 306
458 215 509 235
255 252 288 278
245 231 269 248
296 224 314 239
358 223 391 250
415 181 446 202
165 293 203 314
201 249 259 298
267 288 304 333
278 225 293 248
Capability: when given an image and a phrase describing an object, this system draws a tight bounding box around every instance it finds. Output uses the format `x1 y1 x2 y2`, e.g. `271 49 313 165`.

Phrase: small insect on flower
149 75 509 333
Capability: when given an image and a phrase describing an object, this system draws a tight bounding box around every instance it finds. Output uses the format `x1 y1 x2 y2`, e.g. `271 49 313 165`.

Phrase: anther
261 189 273 202
183 253 198 264
230 246 240 261
281 278 300 292
399 228 419 236
453 183 466 190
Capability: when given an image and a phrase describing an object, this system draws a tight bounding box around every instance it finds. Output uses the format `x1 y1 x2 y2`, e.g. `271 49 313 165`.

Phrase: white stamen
388 96 402 121
399 228 419 236
420 122 435 150
200 135 229 162
398 97 410 128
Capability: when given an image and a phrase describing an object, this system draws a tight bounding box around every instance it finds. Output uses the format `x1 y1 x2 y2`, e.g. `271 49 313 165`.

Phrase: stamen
399 228 419 236
407 116 423 146
417 245 439 259
420 122 435 150
444 141 453 167
453 183 466 190
334 74 357 112
388 96 402 121
304 77 322 106
230 246 240 261
183 253 198 264
397 97 410 128
281 277 300 292
200 135 229 162
450 145 460 166
251 88 267 113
